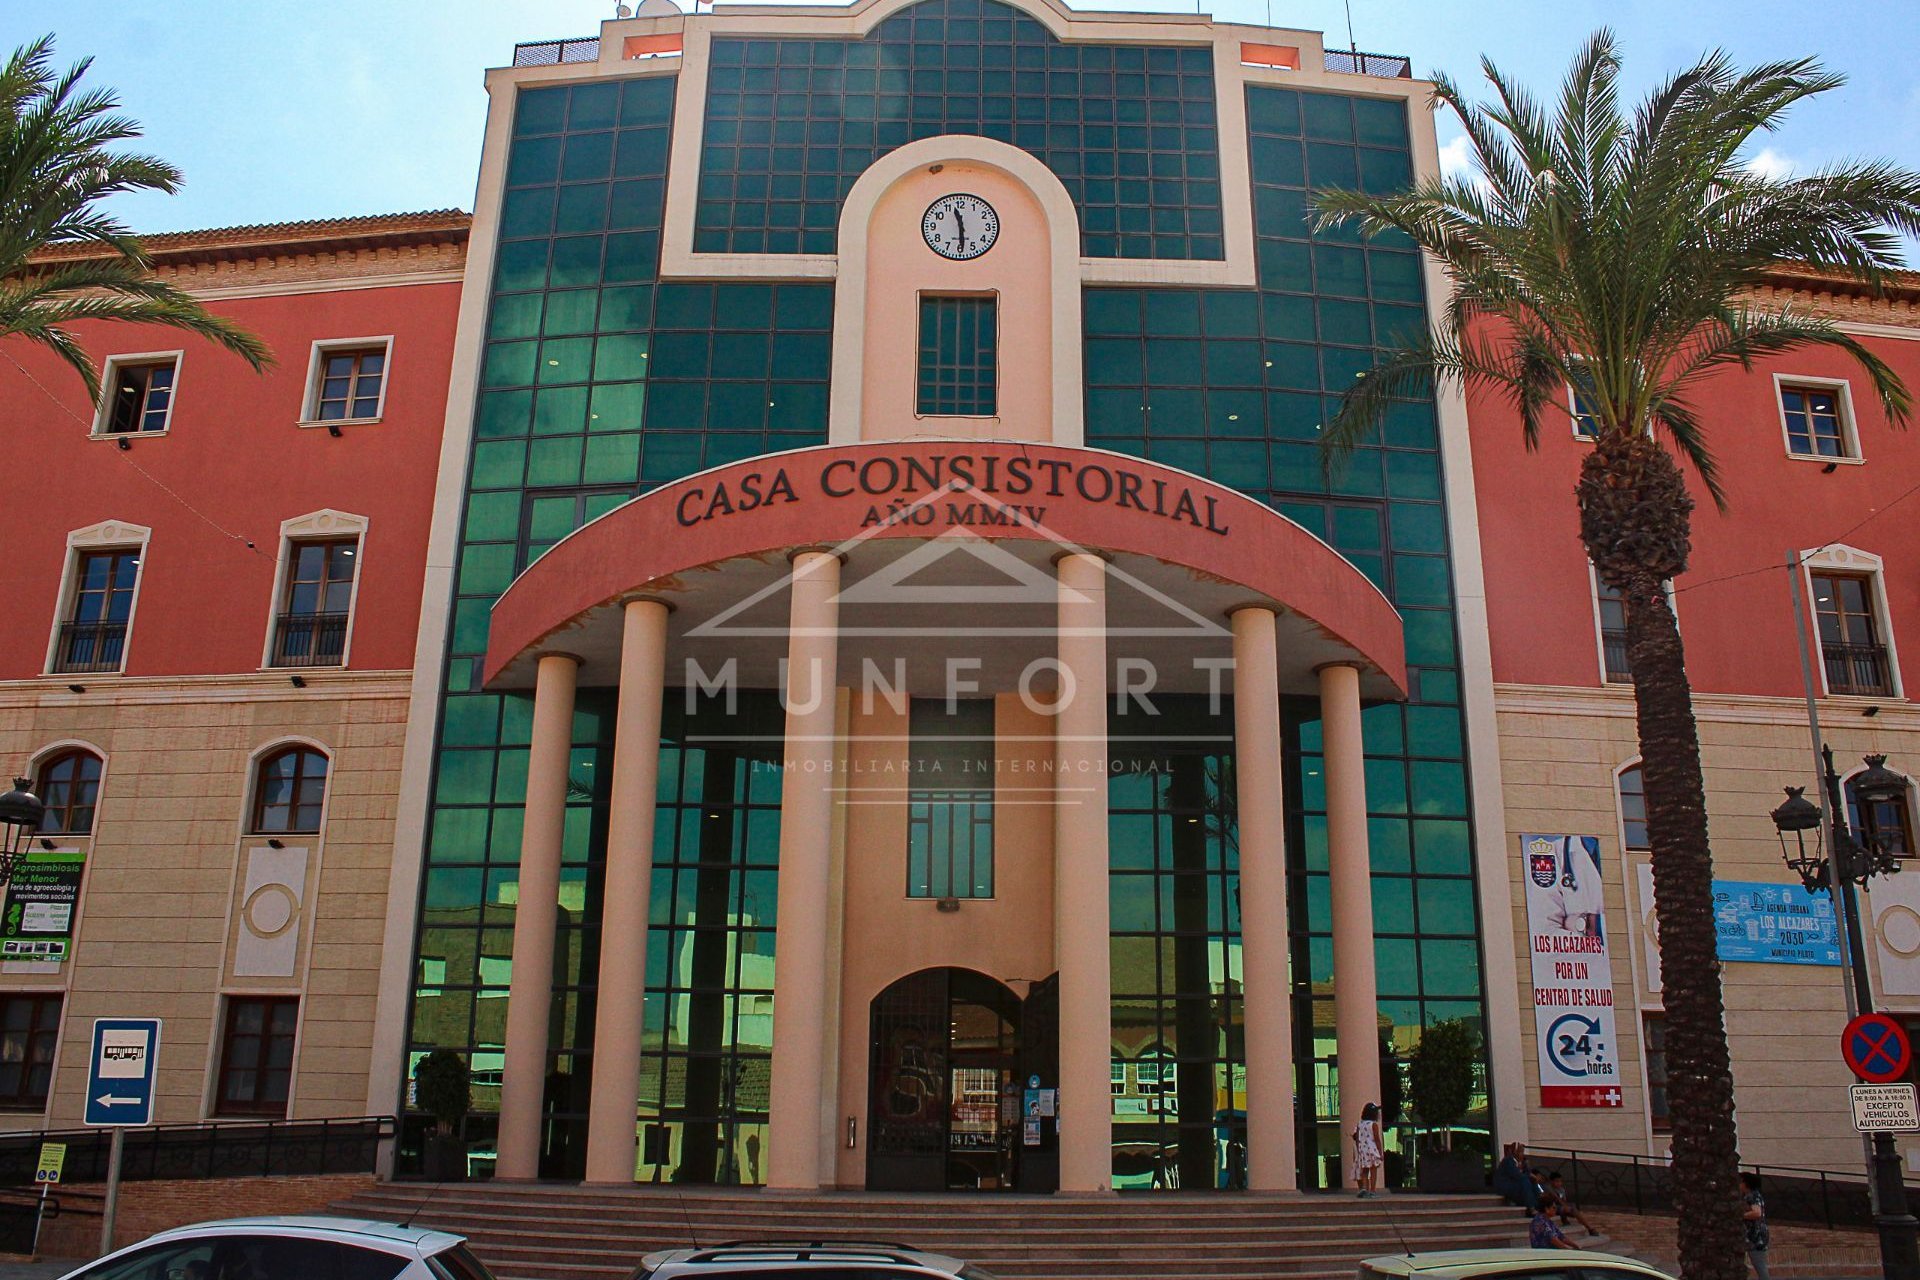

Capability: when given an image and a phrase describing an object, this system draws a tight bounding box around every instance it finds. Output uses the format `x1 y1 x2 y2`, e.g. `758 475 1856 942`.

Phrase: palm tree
1314 32 1920 1280
0 35 269 398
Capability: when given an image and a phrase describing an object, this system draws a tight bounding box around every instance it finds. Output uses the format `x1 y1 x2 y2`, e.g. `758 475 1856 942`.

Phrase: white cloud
1747 147 1795 181
1438 134 1476 182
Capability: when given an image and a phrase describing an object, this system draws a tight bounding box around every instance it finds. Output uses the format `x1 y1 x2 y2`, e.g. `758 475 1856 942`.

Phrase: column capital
617 593 678 613
1313 659 1364 676
1225 600 1279 621
1049 548 1112 566
787 545 849 565
536 650 587 668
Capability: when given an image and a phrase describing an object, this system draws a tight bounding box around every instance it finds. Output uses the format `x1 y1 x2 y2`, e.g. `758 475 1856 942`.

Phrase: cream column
1320 660 1382 1182
497 652 581 1181
1232 607 1296 1190
766 550 842 1190
1053 551 1112 1193
584 599 672 1184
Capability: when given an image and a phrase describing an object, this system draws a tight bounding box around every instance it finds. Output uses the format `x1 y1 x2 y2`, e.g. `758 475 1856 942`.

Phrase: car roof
1361 1249 1675 1278
642 1242 969 1274
147 1215 465 1254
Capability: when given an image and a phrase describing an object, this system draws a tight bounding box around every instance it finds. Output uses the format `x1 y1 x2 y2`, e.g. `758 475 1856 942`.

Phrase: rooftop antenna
1344 0 1360 60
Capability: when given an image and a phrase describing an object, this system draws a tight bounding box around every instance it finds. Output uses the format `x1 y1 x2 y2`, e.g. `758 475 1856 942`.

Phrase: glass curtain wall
1084 86 1489 1189
407 69 830 1180
1108 697 1245 1191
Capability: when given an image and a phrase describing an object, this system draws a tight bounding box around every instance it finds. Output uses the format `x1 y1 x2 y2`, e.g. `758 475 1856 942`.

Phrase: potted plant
414 1049 471 1182
1408 1019 1484 1193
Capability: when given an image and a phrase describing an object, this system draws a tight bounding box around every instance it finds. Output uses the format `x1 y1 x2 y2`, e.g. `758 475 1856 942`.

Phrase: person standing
1352 1101 1385 1198
1742 1172 1771 1279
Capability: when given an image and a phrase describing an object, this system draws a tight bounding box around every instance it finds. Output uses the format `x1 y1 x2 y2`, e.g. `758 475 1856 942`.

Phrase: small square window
1781 382 1853 459
97 356 179 435
306 342 391 423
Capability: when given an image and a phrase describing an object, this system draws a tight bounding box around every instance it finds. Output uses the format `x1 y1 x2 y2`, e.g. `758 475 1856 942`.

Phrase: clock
922 194 1000 260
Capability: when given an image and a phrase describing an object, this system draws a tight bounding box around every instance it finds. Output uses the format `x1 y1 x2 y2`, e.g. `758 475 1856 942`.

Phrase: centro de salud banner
0 846 86 964
1522 834 1623 1108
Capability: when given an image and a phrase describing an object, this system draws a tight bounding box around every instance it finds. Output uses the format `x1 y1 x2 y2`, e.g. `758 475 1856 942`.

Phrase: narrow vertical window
251 748 330 834
1811 572 1893 696
54 549 140 674
1595 579 1631 683
0 994 62 1111
917 296 997 416
36 750 103 835
1617 764 1649 852
272 539 358 667
1643 1013 1669 1132
215 995 299 1116
1569 368 1599 440
905 698 995 898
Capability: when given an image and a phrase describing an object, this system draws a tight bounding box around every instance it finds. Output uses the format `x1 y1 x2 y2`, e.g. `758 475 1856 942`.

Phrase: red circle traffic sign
1843 1013 1913 1083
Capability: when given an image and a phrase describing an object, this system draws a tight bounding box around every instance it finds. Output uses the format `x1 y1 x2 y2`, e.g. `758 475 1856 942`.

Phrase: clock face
922 194 1000 260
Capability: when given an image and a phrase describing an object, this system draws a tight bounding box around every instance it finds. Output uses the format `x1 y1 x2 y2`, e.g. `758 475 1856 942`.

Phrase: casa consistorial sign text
673 449 1232 536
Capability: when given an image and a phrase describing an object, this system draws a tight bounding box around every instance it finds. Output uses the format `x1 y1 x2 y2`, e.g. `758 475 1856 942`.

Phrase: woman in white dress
1353 1101 1385 1197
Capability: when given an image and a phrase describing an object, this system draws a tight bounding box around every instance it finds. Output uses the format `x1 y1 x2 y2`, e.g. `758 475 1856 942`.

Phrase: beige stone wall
1496 683 1920 1173
0 672 409 1132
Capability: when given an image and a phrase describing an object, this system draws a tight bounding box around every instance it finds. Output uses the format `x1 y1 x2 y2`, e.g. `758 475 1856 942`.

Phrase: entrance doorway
867 968 1054 1191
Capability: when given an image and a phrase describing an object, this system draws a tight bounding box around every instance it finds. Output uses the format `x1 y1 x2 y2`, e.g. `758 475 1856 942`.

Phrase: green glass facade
409 2 1488 1191
1084 85 1487 1186
697 0 1223 258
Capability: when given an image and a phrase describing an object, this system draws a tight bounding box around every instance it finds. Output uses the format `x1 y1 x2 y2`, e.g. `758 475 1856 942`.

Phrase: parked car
632 1242 1000 1280
56 1215 498 1280
1359 1249 1676 1279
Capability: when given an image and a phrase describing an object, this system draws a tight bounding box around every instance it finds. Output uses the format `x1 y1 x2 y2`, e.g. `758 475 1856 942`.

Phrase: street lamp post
0 778 45 885
1771 747 1920 1280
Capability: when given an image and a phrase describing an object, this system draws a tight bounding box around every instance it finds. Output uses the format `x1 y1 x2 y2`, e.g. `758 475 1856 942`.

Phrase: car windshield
427 1243 500 1280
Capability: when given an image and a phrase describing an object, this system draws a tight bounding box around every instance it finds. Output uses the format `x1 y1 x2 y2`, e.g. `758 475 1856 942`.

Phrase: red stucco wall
0 281 458 679
1469 328 1920 697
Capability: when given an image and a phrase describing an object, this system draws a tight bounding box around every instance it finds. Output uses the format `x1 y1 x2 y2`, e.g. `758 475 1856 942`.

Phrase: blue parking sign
85 1018 160 1127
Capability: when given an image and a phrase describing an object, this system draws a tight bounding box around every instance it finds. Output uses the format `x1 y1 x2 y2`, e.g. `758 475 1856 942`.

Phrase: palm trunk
1580 433 1745 1280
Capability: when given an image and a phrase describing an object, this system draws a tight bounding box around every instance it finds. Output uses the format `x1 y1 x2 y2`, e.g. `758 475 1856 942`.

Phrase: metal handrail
514 36 601 66
52 620 126 674
1323 49 1413 78
1526 1144 1919 1230
1823 640 1894 697
271 611 349 668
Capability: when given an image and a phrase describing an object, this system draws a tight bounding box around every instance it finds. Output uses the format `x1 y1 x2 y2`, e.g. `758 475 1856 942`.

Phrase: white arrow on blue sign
84 1018 160 1127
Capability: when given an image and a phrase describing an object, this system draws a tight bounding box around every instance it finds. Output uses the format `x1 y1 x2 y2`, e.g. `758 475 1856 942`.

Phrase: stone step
332 1183 1533 1280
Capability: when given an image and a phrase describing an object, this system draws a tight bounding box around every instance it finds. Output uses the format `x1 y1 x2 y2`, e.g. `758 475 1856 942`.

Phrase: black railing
1529 1145 1919 1230
1324 49 1413 78
1824 641 1894 697
1602 629 1632 683
52 620 126 674
0 1115 393 1186
272 611 350 668
513 36 600 66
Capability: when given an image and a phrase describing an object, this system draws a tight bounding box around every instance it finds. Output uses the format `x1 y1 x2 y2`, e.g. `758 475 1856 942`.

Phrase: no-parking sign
1842 1012 1913 1084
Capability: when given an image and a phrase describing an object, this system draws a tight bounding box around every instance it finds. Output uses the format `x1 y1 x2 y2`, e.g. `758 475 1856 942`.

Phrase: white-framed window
44 521 152 677
1568 367 1600 440
1616 761 1650 852
300 337 392 426
1587 565 1674 686
1800 544 1902 699
262 510 368 670
92 351 182 437
1775 374 1861 463
1845 763 1917 859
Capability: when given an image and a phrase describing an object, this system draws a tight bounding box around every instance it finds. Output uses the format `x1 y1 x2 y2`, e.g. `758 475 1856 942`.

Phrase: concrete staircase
332 1182 1548 1280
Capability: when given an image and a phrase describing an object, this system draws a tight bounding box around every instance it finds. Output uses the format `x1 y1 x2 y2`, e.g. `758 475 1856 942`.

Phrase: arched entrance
867 968 1056 1191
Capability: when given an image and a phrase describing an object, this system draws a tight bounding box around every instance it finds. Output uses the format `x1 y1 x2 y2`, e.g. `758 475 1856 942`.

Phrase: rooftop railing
513 36 601 66
1324 49 1413 78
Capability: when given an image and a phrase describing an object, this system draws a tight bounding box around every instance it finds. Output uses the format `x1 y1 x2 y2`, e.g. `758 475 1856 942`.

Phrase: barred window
917 296 998 417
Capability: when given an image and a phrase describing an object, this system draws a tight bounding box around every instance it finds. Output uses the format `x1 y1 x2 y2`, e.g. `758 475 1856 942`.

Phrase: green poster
0 847 87 963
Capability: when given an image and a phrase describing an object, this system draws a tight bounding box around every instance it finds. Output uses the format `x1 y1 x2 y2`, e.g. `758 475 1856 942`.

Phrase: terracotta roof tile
29 209 471 265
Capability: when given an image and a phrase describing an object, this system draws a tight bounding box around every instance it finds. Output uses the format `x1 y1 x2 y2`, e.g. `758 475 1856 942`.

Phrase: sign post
85 1018 160 1256
32 1140 64 1253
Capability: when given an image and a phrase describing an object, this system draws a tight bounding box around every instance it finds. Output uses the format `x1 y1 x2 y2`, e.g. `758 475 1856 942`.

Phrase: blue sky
17 0 1920 244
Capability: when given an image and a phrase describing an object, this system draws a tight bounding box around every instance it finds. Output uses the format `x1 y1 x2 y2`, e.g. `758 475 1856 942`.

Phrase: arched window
250 748 330 835
35 749 103 835
1617 764 1650 852
1849 775 1915 858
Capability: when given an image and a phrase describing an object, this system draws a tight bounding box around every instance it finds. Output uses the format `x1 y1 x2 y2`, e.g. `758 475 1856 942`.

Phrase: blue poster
1711 879 1841 966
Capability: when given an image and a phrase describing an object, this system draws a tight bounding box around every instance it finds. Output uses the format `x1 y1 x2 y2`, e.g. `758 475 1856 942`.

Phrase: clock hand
954 207 967 248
